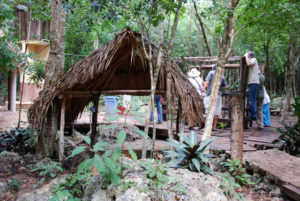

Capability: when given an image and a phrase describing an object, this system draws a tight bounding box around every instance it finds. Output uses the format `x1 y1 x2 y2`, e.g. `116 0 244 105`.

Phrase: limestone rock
16 175 66 201
88 159 227 201
0 181 8 194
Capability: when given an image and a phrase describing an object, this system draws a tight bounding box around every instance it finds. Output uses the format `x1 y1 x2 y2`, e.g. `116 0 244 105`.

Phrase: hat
188 68 200 77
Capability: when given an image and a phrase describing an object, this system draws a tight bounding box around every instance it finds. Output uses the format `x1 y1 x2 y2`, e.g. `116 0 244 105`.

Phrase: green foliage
164 131 215 174
49 190 81 201
0 126 38 154
52 174 85 200
220 173 246 201
68 136 123 188
217 122 228 129
277 98 300 157
139 159 170 200
8 177 22 191
30 160 63 188
222 159 254 186
27 60 46 88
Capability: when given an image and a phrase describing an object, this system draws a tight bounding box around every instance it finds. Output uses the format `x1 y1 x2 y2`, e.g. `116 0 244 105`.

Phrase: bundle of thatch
28 28 204 130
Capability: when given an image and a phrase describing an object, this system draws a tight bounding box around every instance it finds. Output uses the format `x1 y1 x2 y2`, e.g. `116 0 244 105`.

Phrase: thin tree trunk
202 0 239 148
281 40 292 121
187 9 192 57
192 0 211 56
166 0 183 145
59 97 66 162
18 8 31 128
151 23 164 158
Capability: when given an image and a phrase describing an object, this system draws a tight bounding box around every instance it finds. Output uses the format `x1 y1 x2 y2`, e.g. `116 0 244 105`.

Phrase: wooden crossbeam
61 90 166 98
182 56 242 63
191 64 240 69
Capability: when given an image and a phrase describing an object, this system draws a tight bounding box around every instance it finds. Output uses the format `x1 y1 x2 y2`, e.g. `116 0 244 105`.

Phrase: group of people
150 51 271 130
187 51 271 130
188 65 228 130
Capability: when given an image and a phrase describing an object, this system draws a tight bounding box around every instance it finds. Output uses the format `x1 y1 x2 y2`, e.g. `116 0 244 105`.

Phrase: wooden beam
62 90 166 97
230 95 244 161
190 64 240 69
182 56 242 63
59 97 66 162
90 95 99 146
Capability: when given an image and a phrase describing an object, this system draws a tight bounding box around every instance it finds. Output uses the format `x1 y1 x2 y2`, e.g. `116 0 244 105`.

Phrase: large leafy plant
277 97 300 157
164 131 215 174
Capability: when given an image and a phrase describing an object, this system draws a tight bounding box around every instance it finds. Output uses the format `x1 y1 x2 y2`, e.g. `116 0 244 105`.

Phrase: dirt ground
0 107 28 131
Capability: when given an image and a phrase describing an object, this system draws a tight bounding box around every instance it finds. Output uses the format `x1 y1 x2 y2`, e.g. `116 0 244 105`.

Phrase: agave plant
164 131 215 174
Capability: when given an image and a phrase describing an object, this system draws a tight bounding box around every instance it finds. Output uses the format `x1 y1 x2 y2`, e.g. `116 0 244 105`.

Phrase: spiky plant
164 131 215 174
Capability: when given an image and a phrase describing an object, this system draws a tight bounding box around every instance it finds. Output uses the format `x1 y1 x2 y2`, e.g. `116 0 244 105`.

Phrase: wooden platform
74 112 283 153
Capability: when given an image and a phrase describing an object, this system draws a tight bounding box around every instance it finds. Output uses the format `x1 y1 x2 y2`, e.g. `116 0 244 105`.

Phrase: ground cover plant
0 126 38 154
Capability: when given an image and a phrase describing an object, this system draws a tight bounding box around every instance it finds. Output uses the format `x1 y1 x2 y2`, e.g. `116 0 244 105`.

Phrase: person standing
256 72 265 130
263 87 271 127
188 68 205 98
245 51 260 120
150 95 163 124
202 65 228 130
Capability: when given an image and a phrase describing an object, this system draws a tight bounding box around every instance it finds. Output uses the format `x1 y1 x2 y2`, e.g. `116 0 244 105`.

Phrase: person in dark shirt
202 65 228 130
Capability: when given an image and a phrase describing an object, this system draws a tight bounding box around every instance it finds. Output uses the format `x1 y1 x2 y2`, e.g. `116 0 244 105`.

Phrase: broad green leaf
83 136 91 145
77 158 93 174
110 171 121 185
178 133 192 147
104 156 116 171
93 154 106 173
116 130 126 143
128 148 137 161
93 141 109 152
196 137 215 153
112 147 122 161
190 131 197 147
131 111 146 116
192 158 201 172
68 146 86 158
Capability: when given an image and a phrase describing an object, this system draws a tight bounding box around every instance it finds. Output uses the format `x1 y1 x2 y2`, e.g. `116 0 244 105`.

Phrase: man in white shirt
245 51 259 120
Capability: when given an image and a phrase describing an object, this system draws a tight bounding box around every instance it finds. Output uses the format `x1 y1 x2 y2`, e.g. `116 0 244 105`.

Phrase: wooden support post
91 95 99 146
230 95 244 161
9 70 17 112
59 97 66 162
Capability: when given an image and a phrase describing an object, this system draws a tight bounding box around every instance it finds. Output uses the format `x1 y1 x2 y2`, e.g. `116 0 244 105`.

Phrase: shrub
277 97 300 157
164 131 215 174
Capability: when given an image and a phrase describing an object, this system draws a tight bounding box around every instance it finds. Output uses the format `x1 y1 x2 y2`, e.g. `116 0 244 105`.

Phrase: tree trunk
230 95 243 161
37 0 66 158
187 9 192 57
91 95 99 146
281 40 292 121
142 22 164 159
59 97 66 162
44 0 66 88
263 39 270 90
166 0 183 144
192 0 211 56
202 0 239 146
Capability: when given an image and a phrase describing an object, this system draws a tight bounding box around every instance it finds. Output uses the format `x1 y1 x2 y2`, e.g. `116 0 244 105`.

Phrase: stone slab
244 149 300 189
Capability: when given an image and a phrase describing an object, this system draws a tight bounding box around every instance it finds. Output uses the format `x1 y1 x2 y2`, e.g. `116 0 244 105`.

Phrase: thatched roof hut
28 28 204 130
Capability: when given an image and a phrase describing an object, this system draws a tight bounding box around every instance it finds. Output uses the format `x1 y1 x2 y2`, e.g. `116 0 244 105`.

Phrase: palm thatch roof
28 28 204 129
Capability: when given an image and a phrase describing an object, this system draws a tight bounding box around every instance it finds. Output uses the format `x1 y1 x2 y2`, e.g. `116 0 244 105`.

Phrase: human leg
263 103 270 127
154 95 163 123
248 84 259 120
256 99 263 129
